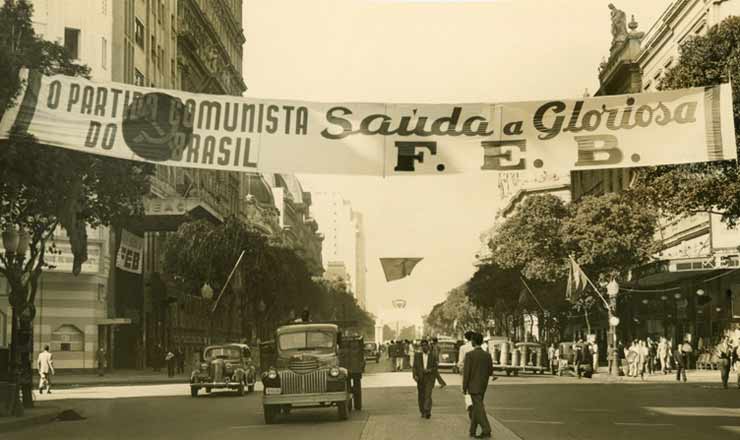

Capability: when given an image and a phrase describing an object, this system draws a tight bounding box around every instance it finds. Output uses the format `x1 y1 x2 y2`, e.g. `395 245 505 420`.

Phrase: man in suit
413 338 437 419
463 332 493 438
431 337 447 388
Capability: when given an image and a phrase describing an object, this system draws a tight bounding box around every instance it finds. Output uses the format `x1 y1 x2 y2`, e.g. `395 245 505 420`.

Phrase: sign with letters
116 229 143 274
0 69 735 175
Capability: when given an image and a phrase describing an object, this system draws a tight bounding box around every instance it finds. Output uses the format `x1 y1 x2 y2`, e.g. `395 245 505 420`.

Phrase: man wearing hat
412 338 438 419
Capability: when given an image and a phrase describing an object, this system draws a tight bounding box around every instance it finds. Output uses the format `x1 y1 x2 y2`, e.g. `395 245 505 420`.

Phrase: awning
630 255 736 288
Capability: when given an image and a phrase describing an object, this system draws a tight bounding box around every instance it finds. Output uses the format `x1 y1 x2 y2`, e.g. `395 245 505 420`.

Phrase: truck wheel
190 387 199 397
264 405 277 424
352 379 362 411
337 401 349 420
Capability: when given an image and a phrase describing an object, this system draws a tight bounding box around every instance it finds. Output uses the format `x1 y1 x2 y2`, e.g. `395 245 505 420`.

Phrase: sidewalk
43 369 189 389
0 403 61 434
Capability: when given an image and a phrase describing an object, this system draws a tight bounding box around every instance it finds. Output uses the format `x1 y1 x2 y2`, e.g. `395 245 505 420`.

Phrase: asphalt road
9 359 740 439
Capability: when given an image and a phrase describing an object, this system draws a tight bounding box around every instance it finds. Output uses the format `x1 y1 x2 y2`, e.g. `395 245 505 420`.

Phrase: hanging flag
380 258 423 282
565 256 589 303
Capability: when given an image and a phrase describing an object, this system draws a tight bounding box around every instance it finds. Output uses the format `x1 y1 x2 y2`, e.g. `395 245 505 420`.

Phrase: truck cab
260 323 352 423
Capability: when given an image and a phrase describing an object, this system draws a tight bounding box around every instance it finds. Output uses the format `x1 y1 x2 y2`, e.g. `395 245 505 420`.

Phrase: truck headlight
329 367 340 377
267 368 278 380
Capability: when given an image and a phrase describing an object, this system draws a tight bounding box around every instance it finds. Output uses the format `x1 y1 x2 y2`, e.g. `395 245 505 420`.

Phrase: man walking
674 341 688 383
463 332 493 438
37 345 54 394
412 339 437 419
95 346 107 377
457 331 474 374
431 337 447 388
717 336 732 389
165 348 176 378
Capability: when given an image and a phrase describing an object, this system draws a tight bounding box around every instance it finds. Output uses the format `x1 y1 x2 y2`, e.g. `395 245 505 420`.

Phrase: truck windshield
279 331 335 352
205 347 240 360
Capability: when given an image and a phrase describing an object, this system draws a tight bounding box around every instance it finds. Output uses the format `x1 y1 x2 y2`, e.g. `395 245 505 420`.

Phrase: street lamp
606 279 620 377
2 226 31 415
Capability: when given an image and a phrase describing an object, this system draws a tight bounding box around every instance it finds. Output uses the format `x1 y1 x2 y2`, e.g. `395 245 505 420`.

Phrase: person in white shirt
457 331 474 373
412 339 437 418
37 345 55 394
591 342 599 374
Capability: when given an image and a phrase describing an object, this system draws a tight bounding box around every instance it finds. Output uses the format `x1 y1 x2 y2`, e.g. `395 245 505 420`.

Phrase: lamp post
606 279 620 377
3 226 31 415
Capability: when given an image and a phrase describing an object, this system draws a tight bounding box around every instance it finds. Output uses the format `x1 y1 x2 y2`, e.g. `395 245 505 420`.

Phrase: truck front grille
280 370 327 394
289 358 320 374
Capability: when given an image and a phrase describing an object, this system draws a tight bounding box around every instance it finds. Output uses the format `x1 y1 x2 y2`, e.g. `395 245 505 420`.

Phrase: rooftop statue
608 3 628 49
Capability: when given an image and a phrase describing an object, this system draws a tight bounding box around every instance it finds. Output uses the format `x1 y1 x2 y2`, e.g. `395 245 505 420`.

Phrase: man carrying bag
463 333 494 438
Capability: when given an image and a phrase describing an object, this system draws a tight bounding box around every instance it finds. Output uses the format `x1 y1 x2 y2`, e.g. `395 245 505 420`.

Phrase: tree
490 194 569 282
162 218 375 342
561 193 658 279
629 16 740 226
425 285 488 338
0 0 153 411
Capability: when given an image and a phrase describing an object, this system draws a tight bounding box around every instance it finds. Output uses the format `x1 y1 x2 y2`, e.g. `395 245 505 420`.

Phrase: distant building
312 193 365 306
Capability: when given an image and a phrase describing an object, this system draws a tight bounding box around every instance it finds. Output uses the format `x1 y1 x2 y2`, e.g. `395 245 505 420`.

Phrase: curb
0 406 61 433
53 380 188 389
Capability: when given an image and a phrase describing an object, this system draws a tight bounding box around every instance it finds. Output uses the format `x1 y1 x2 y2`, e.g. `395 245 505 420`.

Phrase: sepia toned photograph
1 0 740 438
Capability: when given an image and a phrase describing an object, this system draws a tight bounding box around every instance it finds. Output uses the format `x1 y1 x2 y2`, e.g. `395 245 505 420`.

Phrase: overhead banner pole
211 249 246 314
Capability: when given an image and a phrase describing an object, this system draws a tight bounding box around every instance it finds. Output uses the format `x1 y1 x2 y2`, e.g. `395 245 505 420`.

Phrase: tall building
312 193 365 304
580 0 740 346
5 0 261 370
0 0 119 370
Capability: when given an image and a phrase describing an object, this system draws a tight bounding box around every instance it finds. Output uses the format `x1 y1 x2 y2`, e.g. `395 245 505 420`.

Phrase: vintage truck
260 322 363 424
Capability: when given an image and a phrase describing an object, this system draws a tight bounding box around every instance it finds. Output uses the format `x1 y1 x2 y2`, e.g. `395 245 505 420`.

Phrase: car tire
190 387 199 397
264 405 277 424
337 400 349 420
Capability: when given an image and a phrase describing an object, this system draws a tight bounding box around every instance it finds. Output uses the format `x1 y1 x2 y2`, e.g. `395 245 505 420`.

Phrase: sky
241 0 670 328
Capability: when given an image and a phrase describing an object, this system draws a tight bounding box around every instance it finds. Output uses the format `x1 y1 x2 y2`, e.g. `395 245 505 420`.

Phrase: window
134 18 144 48
101 37 107 69
151 35 156 60
64 28 80 59
51 325 84 352
159 2 164 24
134 69 145 86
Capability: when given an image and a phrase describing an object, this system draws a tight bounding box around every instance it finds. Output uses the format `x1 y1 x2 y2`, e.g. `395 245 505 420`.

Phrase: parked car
363 342 380 363
190 343 257 397
436 338 459 373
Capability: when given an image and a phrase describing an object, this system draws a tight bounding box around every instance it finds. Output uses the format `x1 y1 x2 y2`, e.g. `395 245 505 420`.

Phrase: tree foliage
424 284 488 337
629 16 740 225
490 194 569 282
561 193 658 278
162 217 374 340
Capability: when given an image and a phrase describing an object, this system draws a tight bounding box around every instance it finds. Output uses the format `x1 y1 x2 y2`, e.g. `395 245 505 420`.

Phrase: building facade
311 193 365 303
1 0 118 370
578 0 740 350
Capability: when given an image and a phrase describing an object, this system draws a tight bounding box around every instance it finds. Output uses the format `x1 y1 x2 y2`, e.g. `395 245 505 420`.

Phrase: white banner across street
0 69 735 175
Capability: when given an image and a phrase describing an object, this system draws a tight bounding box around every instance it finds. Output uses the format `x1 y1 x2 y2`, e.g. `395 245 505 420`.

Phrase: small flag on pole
566 256 589 304
380 258 423 282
